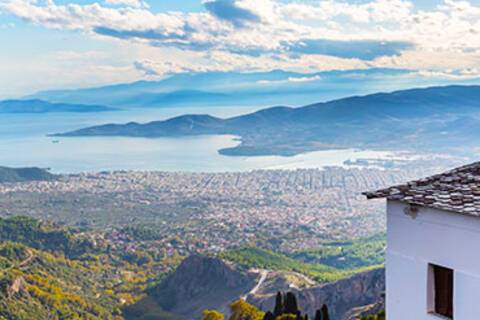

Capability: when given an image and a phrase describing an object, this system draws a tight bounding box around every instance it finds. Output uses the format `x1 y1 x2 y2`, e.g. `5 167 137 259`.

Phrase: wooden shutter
434 265 453 318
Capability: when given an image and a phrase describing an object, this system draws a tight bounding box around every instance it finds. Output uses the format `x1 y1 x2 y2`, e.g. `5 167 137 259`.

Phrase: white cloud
409 68 480 80
0 48 140 97
1 0 480 88
104 0 149 9
257 75 322 85
133 58 212 76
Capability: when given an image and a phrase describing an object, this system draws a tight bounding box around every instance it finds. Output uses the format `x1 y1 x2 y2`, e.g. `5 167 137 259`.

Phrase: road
242 269 269 300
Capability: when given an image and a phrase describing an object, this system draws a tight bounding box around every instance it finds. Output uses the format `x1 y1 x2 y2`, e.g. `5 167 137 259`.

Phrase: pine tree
274 292 284 317
284 292 299 315
263 311 275 320
320 305 329 320
314 309 322 320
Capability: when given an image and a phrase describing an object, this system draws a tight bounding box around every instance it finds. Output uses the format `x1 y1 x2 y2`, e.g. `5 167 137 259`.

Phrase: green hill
0 217 169 320
290 233 386 270
0 217 94 258
0 167 57 183
218 245 383 283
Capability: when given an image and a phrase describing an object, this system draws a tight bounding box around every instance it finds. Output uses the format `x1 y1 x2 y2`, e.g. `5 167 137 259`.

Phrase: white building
365 162 480 320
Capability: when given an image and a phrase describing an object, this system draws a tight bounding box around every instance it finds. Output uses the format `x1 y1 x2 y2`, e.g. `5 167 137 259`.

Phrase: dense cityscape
0 158 457 254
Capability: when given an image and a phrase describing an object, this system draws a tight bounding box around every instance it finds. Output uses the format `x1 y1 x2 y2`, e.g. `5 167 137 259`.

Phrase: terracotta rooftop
364 162 480 216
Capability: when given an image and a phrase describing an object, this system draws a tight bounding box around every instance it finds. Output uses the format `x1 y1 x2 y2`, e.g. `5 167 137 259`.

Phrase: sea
0 106 399 173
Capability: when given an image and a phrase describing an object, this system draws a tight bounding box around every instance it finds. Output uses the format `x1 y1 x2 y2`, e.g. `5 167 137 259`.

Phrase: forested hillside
0 216 386 319
219 235 385 283
0 167 56 183
0 217 175 320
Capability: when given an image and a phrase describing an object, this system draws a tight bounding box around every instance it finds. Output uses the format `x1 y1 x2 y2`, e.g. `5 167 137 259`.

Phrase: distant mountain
0 166 57 183
0 99 115 113
55 85 480 156
119 90 232 107
29 69 431 108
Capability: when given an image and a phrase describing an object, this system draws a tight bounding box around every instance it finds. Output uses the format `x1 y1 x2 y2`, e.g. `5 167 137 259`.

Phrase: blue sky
1 0 480 97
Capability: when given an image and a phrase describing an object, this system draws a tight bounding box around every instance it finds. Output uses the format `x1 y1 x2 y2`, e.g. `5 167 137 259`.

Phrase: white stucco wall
386 200 480 320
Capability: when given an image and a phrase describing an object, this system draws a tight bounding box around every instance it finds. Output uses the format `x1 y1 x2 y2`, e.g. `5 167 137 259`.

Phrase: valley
0 84 477 319
0 158 458 319
3 0 480 317
0 216 385 320
0 159 454 253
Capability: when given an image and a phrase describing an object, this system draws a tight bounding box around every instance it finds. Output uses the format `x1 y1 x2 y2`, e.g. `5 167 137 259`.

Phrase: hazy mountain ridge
0 99 115 113
55 85 480 156
28 69 426 107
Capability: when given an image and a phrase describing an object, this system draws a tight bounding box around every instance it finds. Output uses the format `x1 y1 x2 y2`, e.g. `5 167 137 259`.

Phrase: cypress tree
263 311 275 320
274 292 284 317
285 292 299 315
314 309 322 320
320 305 330 320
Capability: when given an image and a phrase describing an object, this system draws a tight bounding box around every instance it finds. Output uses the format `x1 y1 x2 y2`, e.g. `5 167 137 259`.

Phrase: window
428 264 454 319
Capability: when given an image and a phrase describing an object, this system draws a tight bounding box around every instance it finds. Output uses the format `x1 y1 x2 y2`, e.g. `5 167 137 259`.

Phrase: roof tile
364 161 480 216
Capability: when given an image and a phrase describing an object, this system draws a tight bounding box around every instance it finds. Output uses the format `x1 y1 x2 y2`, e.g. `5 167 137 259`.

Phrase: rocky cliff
249 268 385 320
127 256 385 320
149 255 258 318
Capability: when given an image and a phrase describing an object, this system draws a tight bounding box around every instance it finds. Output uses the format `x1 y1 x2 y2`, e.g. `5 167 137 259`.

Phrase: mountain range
54 85 480 157
27 68 451 108
0 99 115 113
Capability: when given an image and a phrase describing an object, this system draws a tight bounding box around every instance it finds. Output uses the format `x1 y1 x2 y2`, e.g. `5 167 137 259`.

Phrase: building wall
386 200 480 320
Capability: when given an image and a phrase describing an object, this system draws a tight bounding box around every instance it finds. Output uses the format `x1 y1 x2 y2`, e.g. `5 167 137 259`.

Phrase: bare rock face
249 268 385 320
1 276 29 299
151 255 258 318
128 256 384 320
343 295 385 320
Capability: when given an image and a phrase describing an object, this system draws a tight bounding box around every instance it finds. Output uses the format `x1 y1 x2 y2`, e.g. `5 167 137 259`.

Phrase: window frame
427 263 454 319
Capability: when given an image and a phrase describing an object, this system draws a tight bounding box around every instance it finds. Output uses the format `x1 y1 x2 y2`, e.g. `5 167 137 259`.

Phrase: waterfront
0 106 410 173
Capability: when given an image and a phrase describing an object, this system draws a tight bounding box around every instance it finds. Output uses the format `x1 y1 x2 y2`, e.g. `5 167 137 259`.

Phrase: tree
274 292 284 317
314 309 322 320
295 311 302 320
361 310 385 320
203 310 225 320
229 299 264 320
320 305 330 320
284 292 299 315
276 315 297 320
304 314 309 320
263 311 275 320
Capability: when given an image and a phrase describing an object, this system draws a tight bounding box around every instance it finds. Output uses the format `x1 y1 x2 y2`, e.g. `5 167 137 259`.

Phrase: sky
1 0 480 97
